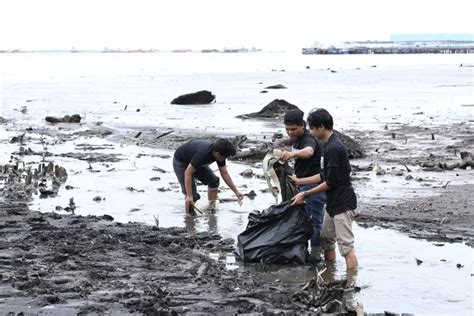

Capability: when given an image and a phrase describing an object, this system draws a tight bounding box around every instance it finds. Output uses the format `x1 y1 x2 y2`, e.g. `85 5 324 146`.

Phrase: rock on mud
171 90 216 105
45 114 81 124
334 131 365 159
236 99 298 119
265 84 287 89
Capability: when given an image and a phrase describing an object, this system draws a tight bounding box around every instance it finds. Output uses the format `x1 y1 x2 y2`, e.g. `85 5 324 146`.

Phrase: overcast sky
1 0 473 51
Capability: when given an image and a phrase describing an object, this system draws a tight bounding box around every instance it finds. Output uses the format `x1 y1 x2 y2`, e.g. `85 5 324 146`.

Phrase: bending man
173 138 244 214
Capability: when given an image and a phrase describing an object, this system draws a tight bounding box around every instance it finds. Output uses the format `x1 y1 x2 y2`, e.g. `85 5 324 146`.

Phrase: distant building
302 34 474 54
390 33 473 42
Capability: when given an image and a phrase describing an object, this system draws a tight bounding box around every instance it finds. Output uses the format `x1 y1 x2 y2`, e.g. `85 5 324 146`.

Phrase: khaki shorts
320 210 356 256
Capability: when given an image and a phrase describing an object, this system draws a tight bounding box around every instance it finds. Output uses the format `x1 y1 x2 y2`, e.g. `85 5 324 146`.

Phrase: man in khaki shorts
320 209 356 261
291 108 358 269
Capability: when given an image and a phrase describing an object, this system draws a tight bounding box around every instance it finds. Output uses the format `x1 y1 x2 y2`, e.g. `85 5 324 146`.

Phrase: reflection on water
184 205 219 233
183 213 196 233
320 265 359 310
224 224 472 315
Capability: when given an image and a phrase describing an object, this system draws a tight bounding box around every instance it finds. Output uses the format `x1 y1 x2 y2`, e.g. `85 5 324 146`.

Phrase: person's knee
207 176 220 191
338 243 354 257
320 234 336 252
343 250 358 269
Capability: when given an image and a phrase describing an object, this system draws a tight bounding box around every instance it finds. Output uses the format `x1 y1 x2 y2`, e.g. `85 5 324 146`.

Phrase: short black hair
284 109 305 126
213 138 237 157
307 108 334 130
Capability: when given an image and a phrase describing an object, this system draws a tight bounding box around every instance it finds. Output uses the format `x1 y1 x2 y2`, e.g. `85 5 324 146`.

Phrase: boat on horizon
172 49 193 53
201 49 219 53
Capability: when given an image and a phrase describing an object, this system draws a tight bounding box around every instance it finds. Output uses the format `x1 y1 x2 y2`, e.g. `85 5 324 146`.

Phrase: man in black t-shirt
173 139 244 214
291 109 358 270
279 109 326 260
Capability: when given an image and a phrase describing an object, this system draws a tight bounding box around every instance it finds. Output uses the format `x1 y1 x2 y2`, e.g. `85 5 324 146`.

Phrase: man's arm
291 173 321 186
184 164 197 208
280 146 314 161
219 166 244 202
291 181 331 206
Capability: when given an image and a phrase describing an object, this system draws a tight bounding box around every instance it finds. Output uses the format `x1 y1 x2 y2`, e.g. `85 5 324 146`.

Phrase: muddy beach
0 117 361 315
1 53 473 314
1 201 356 315
1 113 472 314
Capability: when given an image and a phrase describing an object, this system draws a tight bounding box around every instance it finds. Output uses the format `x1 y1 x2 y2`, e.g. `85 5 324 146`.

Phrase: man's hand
289 175 301 186
280 150 295 162
185 195 194 213
235 191 244 206
291 192 305 206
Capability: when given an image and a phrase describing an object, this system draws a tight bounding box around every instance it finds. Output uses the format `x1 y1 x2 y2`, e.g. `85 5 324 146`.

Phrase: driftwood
422 151 473 171
155 130 174 140
10 133 26 144
232 148 270 161
0 161 68 200
194 262 208 281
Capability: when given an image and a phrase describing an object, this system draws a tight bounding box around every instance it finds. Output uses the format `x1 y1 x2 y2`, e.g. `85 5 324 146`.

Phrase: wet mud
0 201 358 315
1 107 473 314
357 184 474 246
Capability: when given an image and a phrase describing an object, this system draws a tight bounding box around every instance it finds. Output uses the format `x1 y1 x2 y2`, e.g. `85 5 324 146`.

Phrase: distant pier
302 40 474 55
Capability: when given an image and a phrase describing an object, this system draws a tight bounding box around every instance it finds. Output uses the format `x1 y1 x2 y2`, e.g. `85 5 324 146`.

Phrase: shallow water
1 52 473 314
241 225 473 315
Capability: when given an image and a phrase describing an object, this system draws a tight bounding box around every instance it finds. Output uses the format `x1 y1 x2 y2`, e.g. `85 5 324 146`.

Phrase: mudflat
358 184 473 247
0 201 356 314
1 55 473 313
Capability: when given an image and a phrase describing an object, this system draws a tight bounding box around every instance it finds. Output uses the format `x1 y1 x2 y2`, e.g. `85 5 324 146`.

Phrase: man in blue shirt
279 109 326 261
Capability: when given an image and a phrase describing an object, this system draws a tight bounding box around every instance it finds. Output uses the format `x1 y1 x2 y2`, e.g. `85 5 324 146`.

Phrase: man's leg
195 166 220 210
302 186 326 261
208 190 218 209
344 250 358 269
320 212 337 263
324 249 336 262
305 190 326 249
334 210 358 270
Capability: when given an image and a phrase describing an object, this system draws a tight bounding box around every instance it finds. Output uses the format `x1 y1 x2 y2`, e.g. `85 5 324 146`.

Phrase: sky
1 0 473 51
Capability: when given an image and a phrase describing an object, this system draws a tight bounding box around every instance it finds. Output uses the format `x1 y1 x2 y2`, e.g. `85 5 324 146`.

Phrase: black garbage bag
236 201 315 264
273 160 298 202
